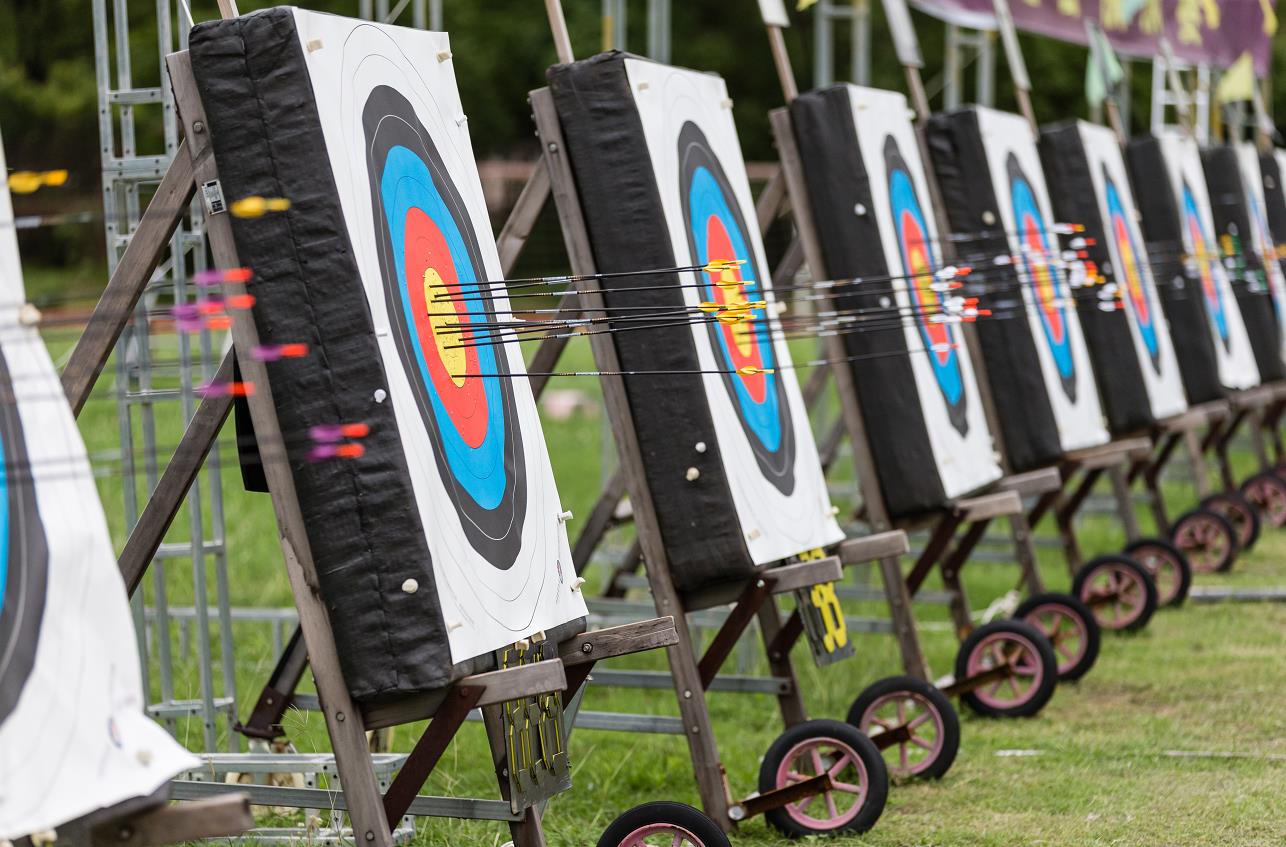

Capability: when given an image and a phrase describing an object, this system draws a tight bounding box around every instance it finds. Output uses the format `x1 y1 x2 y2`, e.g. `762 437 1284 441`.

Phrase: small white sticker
201 179 227 216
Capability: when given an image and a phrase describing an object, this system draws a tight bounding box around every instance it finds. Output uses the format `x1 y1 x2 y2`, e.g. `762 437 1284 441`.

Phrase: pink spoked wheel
757 719 888 838
1201 491 1260 551
597 802 731 847
1013 592 1101 682
1241 471 1286 528
1072 555 1157 632
1172 508 1238 573
953 619 1058 719
1124 537 1193 607
847 675 960 781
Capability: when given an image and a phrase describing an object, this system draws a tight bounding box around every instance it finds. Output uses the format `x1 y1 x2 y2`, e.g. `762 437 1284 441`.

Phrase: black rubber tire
1013 592 1101 682
846 675 961 781
1240 471 1286 528
597 802 731 847
953 619 1059 719
1172 507 1239 573
1072 555 1158 632
1202 491 1261 551
1124 537 1193 608
758 719 888 838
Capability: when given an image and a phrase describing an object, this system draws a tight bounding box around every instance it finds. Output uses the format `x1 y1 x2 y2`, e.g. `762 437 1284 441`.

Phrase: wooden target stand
57 10 679 847
522 80 912 832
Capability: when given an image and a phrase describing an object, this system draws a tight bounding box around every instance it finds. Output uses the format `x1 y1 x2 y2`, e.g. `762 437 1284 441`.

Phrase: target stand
523 70 961 835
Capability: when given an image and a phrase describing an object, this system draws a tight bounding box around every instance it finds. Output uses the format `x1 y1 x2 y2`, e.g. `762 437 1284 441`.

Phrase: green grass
54 326 1286 846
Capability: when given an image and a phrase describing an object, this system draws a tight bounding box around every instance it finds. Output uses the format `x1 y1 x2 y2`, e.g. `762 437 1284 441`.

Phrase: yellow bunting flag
1215 52 1255 104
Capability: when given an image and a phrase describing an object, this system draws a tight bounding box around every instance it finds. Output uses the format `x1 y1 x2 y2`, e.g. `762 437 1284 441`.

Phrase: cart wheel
846 675 960 781
597 802 731 847
1201 491 1260 551
1240 471 1286 528
1172 508 1238 573
758 719 888 838
1072 555 1157 632
1013 592 1101 682
953 619 1058 719
1123 538 1193 607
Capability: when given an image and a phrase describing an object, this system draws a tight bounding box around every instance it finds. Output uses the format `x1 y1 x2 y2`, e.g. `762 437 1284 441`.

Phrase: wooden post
532 87 735 831
61 148 195 416
989 0 1038 134
166 50 394 847
118 349 234 595
543 0 575 64
765 26 797 103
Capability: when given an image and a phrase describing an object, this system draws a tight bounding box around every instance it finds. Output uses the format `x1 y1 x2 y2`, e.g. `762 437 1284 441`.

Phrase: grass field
50 322 1286 847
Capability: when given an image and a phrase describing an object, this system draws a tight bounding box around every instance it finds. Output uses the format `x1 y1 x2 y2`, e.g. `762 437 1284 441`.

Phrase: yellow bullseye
424 267 467 388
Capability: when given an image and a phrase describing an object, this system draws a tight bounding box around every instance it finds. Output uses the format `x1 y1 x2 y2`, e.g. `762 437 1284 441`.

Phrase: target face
1182 180 1233 352
365 86 527 569
1008 154 1077 402
679 121 796 495
1103 171 1162 374
0 348 47 725
885 137 968 435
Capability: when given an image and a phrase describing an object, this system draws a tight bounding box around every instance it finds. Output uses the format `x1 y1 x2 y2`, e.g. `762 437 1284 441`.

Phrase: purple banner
909 0 1276 73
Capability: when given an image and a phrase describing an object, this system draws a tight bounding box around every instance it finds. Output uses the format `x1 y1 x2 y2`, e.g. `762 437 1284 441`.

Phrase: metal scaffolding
809 0 872 88
92 0 236 754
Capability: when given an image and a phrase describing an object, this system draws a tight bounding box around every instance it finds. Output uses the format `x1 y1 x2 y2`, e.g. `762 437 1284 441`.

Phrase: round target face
885 137 968 435
678 121 796 496
1181 181 1232 352
1103 170 1162 375
1007 154 1077 402
364 85 527 569
0 348 48 723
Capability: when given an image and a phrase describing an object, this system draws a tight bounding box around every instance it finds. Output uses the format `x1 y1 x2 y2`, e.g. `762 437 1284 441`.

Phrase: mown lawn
51 323 1286 847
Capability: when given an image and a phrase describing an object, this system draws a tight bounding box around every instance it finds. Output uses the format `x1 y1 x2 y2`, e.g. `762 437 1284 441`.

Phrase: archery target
1075 122 1187 420
975 107 1108 452
1158 133 1259 390
624 58 843 564
1235 142 1286 366
0 126 196 839
842 85 1000 498
293 11 585 661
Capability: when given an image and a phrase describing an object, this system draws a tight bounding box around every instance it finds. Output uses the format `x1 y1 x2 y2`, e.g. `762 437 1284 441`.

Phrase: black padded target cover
925 108 1063 472
1201 146 1285 381
1039 122 1153 435
1261 153 1286 261
547 52 753 593
1125 136 1224 403
190 9 479 702
788 86 946 518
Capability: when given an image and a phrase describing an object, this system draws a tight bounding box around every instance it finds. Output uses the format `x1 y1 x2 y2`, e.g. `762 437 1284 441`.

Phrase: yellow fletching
7 172 42 194
736 366 774 376
40 169 68 187
231 195 292 218
698 301 721 313
702 258 746 274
